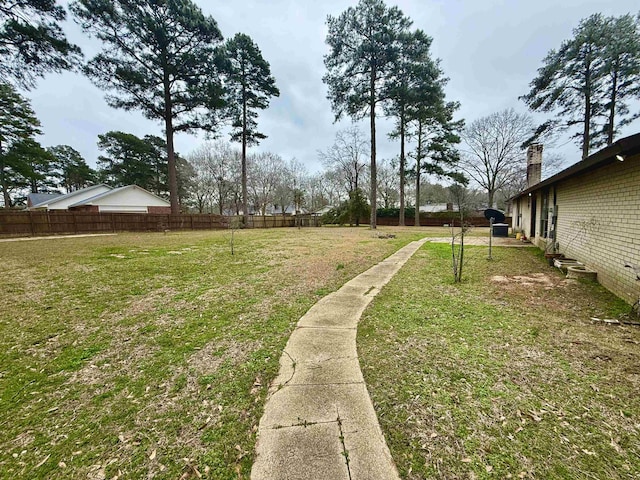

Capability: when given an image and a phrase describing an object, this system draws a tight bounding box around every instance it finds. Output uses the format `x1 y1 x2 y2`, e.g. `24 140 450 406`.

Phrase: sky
26 0 640 176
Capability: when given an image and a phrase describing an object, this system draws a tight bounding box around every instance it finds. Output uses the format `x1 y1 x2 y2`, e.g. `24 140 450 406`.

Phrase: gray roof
27 192 62 206
30 184 110 208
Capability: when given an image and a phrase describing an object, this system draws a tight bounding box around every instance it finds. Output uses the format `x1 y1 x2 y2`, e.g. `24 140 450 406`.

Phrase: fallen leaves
35 454 50 468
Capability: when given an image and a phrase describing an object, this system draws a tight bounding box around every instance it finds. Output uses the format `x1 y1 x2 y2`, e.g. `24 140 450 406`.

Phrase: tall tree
400 52 464 226
6 138 56 193
71 0 226 213
385 29 436 226
48 145 96 192
324 0 411 229
410 99 464 225
460 109 533 209
223 33 279 221
598 13 640 146
521 14 607 158
96 131 166 193
0 83 41 206
0 0 81 88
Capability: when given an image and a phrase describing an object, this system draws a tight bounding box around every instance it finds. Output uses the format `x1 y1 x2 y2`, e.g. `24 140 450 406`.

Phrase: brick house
511 133 640 304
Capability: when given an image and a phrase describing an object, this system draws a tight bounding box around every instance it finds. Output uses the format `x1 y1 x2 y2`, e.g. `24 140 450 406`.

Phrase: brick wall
554 153 640 303
148 206 172 214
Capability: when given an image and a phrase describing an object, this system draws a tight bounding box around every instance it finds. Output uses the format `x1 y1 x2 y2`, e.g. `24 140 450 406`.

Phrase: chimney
526 144 543 188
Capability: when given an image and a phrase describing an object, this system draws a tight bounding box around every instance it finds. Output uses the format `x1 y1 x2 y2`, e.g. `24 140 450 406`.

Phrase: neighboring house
313 205 334 216
28 184 112 210
511 134 640 303
419 203 456 213
26 192 62 208
249 204 309 216
29 184 171 214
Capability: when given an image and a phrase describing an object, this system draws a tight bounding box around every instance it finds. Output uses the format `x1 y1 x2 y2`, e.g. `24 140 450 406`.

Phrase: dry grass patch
0 226 425 479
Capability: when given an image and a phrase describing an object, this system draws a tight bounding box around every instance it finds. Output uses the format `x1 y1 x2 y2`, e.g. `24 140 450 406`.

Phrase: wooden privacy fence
245 214 320 229
0 211 229 237
375 215 512 227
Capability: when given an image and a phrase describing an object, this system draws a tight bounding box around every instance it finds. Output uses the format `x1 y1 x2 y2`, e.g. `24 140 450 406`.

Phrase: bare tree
188 141 240 214
187 148 214 213
272 158 309 218
248 152 284 215
460 108 534 208
377 158 399 209
318 126 369 199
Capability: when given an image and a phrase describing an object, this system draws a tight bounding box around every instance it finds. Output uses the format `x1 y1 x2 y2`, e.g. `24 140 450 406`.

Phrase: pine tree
96 131 167 194
521 14 608 158
598 14 640 146
324 0 411 229
71 0 227 213
385 28 438 226
0 83 41 206
48 145 96 192
223 33 279 220
0 0 81 88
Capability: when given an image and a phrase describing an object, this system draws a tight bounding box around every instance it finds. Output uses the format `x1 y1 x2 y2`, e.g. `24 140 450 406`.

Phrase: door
530 196 537 239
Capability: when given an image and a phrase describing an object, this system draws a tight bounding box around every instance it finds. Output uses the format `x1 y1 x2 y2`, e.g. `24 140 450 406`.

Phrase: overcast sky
27 0 640 176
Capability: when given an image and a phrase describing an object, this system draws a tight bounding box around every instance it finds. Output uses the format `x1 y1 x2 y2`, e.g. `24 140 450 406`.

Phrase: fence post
111 213 116 232
29 211 35 236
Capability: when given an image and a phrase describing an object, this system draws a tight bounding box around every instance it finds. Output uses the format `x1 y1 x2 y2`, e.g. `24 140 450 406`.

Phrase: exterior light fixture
616 154 625 162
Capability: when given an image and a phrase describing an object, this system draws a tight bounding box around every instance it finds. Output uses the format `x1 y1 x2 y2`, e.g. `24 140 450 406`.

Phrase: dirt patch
127 287 177 316
490 273 575 290
188 339 261 377
67 342 160 387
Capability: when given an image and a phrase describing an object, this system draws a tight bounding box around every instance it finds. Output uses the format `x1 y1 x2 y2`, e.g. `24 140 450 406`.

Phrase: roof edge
511 132 640 201
30 184 111 208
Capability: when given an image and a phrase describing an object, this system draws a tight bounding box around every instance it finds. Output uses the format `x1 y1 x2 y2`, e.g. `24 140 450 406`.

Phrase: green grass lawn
0 226 433 479
359 243 640 479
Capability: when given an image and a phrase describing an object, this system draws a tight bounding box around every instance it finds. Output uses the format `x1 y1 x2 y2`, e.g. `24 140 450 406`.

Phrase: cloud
26 0 640 176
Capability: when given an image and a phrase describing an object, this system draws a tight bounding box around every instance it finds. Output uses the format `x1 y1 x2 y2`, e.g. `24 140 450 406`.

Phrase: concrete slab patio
251 238 429 480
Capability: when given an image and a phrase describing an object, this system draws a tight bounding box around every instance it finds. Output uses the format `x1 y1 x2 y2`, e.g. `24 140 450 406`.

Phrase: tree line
1 1 639 215
1 0 279 215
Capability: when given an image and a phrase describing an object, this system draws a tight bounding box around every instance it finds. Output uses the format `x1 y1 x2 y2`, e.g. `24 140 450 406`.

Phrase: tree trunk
488 190 495 210
399 106 405 227
415 124 422 227
241 85 249 223
163 76 179 214
582 55 592 159
0 146 12 208
369 67 377 230
607 66 618 146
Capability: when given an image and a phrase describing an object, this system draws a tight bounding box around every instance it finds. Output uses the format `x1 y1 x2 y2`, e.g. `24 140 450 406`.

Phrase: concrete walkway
251 238 428 480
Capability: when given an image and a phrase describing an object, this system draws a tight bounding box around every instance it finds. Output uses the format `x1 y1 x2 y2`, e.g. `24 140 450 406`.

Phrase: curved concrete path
251 238 428 480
